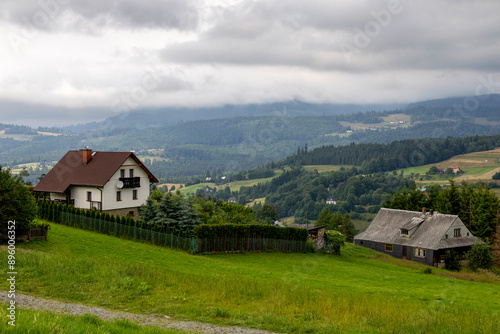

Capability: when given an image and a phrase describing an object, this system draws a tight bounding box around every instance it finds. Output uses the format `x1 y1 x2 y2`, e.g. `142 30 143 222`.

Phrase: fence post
114 221 117 237
99 217 101 233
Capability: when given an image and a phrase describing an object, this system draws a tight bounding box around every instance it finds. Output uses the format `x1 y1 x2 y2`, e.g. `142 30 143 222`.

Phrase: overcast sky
1 0 500 126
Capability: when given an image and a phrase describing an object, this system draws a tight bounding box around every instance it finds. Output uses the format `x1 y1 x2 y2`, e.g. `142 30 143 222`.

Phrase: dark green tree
256 204 279 224
316 207 332 227
0 166 37 234
465 243 494 271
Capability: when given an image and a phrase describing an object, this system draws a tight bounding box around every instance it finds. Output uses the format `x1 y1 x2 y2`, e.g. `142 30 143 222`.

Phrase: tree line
384 181 499 240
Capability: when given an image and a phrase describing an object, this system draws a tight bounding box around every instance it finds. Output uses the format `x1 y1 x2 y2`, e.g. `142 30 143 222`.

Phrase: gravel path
0 291 278 334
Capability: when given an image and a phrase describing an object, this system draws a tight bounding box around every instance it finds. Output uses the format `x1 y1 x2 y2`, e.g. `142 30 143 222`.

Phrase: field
303 165 352 173
396 147 500 183
179 172 283 196
1 222 498 333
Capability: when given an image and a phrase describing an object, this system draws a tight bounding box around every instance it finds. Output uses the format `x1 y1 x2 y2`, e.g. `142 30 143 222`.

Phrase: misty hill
2 94 500 181
64 100 403 133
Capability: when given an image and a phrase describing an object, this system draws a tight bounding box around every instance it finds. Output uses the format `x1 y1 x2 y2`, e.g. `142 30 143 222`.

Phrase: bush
305 239 316 253
193 224 309 241
325 231 345 248
0 167 37 235
465 243 493 271
444 250 461 271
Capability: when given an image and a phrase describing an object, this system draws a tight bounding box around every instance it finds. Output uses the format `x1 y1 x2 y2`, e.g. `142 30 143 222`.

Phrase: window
120 169 125 178
400 229 408 236
133 190 138 200
385 244 393 252
129 169 134 178
116 191 121 201
87 191 92 201
454 228 461 238
414 248 426 257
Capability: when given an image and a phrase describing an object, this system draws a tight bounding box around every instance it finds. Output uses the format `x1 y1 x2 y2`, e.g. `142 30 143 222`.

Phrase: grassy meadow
1 222 499 333
0 306 186 334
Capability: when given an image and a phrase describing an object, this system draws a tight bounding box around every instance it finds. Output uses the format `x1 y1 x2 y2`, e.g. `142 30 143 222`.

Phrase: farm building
34 148 158 217
354 208 481 267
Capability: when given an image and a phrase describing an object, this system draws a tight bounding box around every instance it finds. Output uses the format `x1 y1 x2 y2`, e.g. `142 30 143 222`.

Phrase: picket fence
44 209 307 254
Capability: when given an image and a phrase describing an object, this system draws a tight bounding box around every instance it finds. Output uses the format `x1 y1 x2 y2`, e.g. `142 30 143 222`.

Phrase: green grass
0 304 187 333
178 183 216 196
1 222 499 333
179 171 283 196
460 165 498 176
303 165 353 173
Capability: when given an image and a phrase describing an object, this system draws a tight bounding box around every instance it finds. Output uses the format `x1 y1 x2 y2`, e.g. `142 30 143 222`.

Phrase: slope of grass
1 222 499 333
0 304 186 334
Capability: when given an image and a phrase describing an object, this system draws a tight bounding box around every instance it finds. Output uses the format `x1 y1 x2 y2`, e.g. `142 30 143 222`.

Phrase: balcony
119 177 141 188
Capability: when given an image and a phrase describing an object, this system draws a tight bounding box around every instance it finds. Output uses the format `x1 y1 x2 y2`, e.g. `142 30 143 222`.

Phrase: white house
34 148 158 217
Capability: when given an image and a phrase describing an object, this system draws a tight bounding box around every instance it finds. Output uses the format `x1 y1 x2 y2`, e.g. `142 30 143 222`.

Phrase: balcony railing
90 201 102 211
119 177 141 188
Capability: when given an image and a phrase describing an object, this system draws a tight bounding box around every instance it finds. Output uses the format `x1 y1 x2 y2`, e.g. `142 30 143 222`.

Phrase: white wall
70 185 102 210
50 192 66 201
101 157 151 211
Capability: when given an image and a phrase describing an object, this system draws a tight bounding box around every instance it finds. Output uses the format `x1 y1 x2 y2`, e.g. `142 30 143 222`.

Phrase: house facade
354 208 481 267
33 149 158 217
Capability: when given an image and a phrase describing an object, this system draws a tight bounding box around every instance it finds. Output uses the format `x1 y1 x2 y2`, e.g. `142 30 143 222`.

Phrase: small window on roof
400 229 408 235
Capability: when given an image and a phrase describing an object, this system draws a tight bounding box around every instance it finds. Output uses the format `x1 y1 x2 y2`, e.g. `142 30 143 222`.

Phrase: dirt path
0 291 277 334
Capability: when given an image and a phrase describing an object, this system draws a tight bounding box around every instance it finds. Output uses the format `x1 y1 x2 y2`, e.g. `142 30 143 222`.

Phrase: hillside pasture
303 165 353 173
0 222 498 334
396 147 500 183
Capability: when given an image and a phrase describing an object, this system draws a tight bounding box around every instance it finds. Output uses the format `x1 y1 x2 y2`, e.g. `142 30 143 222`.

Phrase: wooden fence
43 209 307 254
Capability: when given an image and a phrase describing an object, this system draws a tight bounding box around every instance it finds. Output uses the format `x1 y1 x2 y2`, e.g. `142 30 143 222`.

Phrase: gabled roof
33 150 158 193
355 208 480 250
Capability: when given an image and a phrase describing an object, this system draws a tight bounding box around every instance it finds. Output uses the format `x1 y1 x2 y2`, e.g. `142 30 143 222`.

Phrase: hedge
193 223 308 241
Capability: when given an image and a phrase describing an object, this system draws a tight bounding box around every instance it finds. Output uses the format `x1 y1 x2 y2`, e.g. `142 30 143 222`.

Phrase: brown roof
33 150 158 193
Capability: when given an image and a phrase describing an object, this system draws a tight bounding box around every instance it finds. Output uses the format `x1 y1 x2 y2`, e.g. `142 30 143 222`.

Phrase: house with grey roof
354 208 481 267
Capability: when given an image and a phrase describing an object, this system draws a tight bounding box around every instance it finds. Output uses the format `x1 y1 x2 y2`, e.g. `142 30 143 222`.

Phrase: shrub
305 239 316 253
465 243 493 271
0 167 38 235
422 267 432 274
444 250 461 271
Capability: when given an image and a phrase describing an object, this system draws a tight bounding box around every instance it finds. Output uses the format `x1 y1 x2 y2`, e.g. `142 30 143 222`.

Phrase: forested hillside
2 94 500 181
282 134 500 173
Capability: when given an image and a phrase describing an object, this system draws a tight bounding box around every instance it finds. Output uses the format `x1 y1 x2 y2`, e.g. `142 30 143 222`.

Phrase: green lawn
1 222 499 333
0 305 186 333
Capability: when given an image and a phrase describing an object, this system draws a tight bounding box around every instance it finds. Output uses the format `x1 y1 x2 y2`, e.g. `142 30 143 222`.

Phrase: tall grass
1 222 498 333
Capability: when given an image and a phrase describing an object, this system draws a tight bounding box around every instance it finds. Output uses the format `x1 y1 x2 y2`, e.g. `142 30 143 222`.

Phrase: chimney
422 207 426 214
80 148 92 164
429 209 433 216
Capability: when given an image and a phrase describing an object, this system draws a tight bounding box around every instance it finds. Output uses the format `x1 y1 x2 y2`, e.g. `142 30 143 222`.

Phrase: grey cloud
0 100 113 127
161 0 500 73
2 0 199 31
